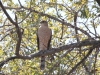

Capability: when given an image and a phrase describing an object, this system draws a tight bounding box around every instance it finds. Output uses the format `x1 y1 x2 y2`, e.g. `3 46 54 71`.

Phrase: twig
48 48 74 74
93 48 99 75
74 11 79 42
60 19 64 39
92 18 97 37
18 11 31 24
67 45 96 75
0 33 9 41
18 0 23 7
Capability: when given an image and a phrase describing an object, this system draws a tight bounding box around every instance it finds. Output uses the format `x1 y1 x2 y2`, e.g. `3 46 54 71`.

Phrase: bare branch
0 39 100 68
0 33 9 41
0 5 92 38
0 6 21 10
29 9 92 38
74 12 79 42
18 0 23 7
95 0 100 6
0 1 22 56
67 45 96 75
18 11 31 24
0 1 16 25
0 56 18 69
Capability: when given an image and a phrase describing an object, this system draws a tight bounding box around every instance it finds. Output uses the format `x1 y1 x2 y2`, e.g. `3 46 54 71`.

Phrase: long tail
40 56 45 70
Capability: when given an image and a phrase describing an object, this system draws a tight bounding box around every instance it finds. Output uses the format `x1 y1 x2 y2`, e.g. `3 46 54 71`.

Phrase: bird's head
40 21 48 27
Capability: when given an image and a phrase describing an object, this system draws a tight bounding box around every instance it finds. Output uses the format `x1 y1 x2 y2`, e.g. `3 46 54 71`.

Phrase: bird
36 21 52 70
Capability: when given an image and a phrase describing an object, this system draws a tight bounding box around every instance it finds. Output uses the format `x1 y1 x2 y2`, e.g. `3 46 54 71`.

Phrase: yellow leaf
0 50 3 56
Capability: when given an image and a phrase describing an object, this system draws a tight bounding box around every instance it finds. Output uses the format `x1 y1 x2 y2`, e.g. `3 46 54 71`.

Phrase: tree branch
18 11 32 24
0 1 22 56
0 1 16 25
18 0 23 7
0 56 18 69
0 39 100 68
74 11 79 42
18 7 92 38
0 6 92 38
30 9 92 38
67 45 97 75
95 0 100 6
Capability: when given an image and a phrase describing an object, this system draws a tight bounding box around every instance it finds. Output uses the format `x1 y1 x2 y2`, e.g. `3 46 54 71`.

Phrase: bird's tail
40 56 45 70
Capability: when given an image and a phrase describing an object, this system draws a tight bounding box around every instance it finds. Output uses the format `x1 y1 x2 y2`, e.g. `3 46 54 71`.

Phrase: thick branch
0 40 100 68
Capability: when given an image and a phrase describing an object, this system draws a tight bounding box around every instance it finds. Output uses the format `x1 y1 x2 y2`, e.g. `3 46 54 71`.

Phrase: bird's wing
36 30 39 50
47 29 52 50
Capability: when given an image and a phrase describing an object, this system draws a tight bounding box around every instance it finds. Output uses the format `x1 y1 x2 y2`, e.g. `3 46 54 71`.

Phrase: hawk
37 21 52 70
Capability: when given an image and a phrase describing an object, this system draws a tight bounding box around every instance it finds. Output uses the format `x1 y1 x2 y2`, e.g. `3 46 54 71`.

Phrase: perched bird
37 21 52 70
